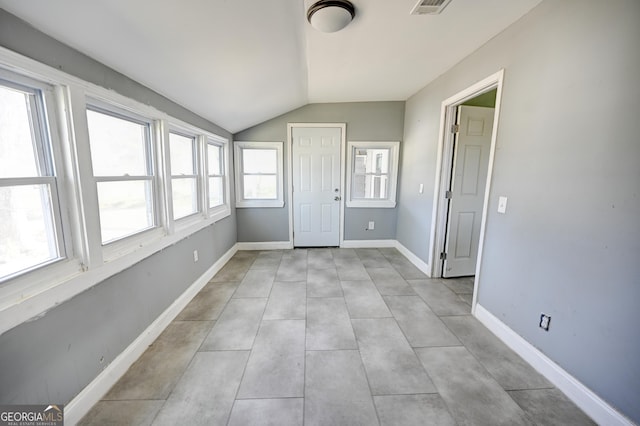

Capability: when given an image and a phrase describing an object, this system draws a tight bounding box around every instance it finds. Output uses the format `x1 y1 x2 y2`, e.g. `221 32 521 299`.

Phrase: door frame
428 70 504 313
287 123 346 247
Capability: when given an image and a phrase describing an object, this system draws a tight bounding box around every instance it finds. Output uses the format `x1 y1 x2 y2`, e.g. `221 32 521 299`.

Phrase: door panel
292 127 341 247
443 106 494 277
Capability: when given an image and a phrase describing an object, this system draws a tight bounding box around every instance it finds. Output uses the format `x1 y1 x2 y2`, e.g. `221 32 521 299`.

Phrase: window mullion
64 86 104 268
160 122 175 232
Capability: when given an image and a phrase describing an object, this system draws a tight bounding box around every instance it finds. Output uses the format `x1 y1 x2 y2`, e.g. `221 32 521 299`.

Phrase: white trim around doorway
286 123 347 247
428 69 505 315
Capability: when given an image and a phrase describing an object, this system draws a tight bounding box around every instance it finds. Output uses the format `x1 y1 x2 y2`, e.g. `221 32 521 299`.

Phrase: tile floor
80 248 595 426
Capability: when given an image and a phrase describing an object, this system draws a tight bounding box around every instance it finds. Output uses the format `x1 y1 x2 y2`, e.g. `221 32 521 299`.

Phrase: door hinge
451 124 459 133
440 252 447 260
445 190 452 199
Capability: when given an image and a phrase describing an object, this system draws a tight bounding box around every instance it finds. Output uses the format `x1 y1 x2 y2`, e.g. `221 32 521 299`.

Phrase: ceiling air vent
410 0 453 15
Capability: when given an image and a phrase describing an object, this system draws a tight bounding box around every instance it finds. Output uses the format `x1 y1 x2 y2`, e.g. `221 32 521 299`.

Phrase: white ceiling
0 0 541 133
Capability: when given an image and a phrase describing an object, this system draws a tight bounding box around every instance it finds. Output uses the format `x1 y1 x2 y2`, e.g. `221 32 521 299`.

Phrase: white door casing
291 126 342 247
443 105 494 277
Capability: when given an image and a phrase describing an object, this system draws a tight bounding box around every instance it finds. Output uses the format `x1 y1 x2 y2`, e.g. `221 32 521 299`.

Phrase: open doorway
428 70 504 314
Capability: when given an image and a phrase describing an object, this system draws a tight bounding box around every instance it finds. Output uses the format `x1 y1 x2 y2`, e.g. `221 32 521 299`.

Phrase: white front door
443 105 494 277
292 126 342 247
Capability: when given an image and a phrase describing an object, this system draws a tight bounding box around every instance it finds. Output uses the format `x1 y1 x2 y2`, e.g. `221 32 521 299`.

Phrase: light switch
497 196 508 214
419 183 424 194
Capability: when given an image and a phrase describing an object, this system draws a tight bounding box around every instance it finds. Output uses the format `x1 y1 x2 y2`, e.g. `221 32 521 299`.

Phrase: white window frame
346 141 400 208
205 135 231 221
0 70 72 283
167 126 201 223
85 99 161 248
234 141 284 208
0 46 232 335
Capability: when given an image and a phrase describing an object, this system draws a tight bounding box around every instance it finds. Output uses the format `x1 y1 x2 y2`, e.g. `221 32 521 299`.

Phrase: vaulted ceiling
0 0 541 133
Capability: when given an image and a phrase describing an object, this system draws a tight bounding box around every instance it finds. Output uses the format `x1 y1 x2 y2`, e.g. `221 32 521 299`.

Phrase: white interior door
443 105 494 277
292 127 342 247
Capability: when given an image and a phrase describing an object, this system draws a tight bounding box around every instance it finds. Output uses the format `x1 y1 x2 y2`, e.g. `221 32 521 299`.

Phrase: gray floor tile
211 257 253 282
341 280 391 318
104 321 212 400
200 298 266 350
355 248 392 268
307 267 343 297
367 267 416 295
263 281 306 320
276 257 308 281
306 297 357 350
79 400 164 426
152 351 249 426
509 388 596 425
334 257 370 280
385 296 461 347
409 279 470 315
416 346 532 426
459 293 473 306
251 251 283 270
281 248 308 260
386 256 427 280
442 277 475 294
233 250 260 261
237 320 305 398
331 247 358 259
175 281 237 321
352 318 436 395
305 350 379 426
307 248 334 269
442 315 551 390
234 268 276 298
228 398 303 426
378 247 402 258
374 394 456 426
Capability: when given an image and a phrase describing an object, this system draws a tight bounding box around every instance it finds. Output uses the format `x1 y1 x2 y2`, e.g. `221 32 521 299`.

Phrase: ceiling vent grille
410 0 453 15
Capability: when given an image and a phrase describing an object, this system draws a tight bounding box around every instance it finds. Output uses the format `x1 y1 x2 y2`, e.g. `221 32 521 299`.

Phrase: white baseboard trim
65 244 238 425
394 241 432 277
475 304 634 426
341 239 397 248
236 241 293 250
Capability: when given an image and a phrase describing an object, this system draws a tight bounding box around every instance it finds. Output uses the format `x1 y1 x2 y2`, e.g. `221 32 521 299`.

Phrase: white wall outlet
368 221 375 230
539 313 551 331
193 250 199 262
419 183 424 194
497 196 508 214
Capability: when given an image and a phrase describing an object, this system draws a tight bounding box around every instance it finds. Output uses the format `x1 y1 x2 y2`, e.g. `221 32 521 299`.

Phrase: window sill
236 200 284 208
0 207 231 336
346 200 397 208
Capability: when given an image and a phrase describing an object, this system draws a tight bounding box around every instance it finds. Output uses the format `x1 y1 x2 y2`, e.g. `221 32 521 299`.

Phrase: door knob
334 196 341 201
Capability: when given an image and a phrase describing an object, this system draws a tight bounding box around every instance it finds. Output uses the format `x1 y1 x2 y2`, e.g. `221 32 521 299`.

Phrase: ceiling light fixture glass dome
307 0 356 33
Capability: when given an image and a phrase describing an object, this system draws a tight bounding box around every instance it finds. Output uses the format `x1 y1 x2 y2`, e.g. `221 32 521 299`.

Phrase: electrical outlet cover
539 313 551 331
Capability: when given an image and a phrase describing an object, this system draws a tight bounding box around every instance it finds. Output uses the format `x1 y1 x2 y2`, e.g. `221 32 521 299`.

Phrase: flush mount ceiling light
307 0 356 33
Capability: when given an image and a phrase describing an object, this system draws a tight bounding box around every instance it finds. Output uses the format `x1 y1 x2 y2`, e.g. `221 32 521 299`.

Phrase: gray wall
235 101 405 242
0 10 237 405
397 0 640 422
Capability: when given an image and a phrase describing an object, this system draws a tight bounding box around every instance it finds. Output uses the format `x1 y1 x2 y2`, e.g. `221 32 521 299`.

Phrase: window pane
97 180 154 243
172 177 198 219
170 133 195 175
0 184 59 278
87 109 149 176
0 85 40 178
354 148 390 174
243 149 277 174
352 174 389 199
207 143 221 175
208 176 223 208
243 175 277 199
